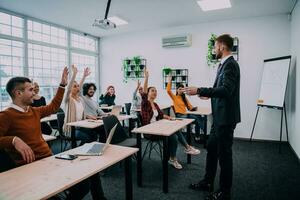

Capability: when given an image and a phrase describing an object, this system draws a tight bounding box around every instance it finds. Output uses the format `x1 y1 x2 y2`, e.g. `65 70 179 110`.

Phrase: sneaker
168 159 183 169
185 146 201 155
189 179 214 192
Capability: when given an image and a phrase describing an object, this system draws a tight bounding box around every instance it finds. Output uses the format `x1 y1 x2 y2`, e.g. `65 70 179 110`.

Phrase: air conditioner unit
162 34 192 48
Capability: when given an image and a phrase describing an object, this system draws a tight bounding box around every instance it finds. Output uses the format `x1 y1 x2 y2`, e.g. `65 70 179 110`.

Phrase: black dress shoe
189 179 213 192
205 191 231 200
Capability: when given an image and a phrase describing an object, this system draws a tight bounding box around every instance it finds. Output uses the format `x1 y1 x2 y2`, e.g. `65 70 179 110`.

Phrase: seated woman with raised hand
31 82 52 135
141 70 200 170
63 65 98 145
166 75 205 143
99 85 116 106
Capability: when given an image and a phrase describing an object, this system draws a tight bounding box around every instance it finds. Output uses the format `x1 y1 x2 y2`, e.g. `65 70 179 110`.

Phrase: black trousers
204 123 236 193
67 173 105 200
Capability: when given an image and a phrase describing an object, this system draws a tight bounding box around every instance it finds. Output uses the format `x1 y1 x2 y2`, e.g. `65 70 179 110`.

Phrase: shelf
163 69 188 89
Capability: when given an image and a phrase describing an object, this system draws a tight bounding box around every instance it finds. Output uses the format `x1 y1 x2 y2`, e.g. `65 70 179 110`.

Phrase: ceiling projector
93 19 116 29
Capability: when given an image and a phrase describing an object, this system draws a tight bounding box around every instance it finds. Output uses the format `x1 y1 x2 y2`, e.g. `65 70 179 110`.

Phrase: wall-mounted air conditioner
162 34 192 48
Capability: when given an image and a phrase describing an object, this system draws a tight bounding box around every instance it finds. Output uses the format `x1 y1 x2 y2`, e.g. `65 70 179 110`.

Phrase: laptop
74 123 118 156
110 105 122 116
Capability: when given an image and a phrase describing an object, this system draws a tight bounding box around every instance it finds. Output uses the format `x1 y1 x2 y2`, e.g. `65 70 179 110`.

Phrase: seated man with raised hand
0 67 107 200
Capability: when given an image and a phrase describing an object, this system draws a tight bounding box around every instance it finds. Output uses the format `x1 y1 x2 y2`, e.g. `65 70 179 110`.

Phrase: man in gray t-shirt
82 83 104 117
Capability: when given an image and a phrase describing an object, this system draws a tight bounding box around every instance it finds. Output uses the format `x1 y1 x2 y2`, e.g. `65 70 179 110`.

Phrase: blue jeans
168 131 188 157
176 113 204 137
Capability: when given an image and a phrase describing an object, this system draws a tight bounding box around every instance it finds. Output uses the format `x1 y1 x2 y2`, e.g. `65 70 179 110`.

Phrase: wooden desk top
42 134 56 142
131 118 194 137
40 114 57 122
99 105 114 110
66 115 133 129
186 107 212 116
0 143 138 200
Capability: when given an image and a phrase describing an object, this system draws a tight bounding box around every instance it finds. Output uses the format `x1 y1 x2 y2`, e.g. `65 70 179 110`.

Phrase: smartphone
55 154 78 160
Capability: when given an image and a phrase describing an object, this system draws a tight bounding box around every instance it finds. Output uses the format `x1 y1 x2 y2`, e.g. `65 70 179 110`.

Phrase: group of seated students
131 69 201 169
0 65 205 199
0 66 107 200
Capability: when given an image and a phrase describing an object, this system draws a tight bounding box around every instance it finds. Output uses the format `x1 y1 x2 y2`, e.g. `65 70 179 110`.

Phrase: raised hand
83 67 91 78
13 137 35 163
167 75 172 82
137 80 141 88
60 66 68 86
71 64 78 74
144 69 149 78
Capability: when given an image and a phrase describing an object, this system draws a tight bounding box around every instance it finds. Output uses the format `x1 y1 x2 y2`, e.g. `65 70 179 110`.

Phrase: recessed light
197 0 231 11
107 16 128 26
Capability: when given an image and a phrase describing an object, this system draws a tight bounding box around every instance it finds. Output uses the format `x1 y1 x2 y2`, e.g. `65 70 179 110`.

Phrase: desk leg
71 126 77 148
187 124 191 164
137 134 142 187
163 136 169 193
125 156 133 200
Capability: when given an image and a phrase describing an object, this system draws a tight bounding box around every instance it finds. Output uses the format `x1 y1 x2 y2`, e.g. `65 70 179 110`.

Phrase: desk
0 143 138 200
99 105 114 110
186 107 212 145
67 115 133 148
42 134 56 142
40 114 57 123
132 118 194 193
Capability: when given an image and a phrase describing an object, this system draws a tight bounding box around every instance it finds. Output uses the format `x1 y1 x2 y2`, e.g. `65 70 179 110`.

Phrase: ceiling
0 0 296 38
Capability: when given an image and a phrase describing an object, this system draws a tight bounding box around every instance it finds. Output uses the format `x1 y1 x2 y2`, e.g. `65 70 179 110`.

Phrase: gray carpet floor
50 138 300 200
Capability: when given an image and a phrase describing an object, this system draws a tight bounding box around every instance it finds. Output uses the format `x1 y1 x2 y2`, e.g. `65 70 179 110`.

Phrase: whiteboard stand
249 56 291 153
250 103 289 153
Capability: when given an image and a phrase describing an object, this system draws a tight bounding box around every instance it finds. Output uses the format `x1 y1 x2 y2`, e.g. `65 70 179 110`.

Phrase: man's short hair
83 83 97 96
6 77 32 98
216 34 234 51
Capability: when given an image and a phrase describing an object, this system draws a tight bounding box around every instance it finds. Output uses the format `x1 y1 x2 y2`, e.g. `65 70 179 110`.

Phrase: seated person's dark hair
83 82 97 96
6 77 32 98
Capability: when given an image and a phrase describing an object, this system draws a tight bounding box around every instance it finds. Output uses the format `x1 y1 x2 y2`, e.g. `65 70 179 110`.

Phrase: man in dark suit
185 34 241 200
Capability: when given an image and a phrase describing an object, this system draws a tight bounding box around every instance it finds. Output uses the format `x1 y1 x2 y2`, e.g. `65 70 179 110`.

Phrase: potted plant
207 33 218 67
133 56 141 66
163 67 172 76
124 58 131 65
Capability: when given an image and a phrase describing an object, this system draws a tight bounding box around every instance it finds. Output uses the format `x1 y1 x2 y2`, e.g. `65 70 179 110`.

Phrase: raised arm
133 80 141 100
143 69 149 94
79 67 91 89
64 65 78 103
166 75 175 100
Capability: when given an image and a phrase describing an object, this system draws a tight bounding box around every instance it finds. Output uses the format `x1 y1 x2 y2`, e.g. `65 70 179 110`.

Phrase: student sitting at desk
0 68 106 200
99 85 116 106
130 80 143 117
141 70 200 170
166 75 205 143
63 65 98 145
31 81 53 135
82 82 107 142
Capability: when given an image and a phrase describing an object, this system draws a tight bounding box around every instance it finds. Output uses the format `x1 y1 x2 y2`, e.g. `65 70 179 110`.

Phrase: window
28 20 67 46
71 53 97 83
0 12 24 38
0 11 99 110
0 39 24 109
71 32 97 52
28 43 67 101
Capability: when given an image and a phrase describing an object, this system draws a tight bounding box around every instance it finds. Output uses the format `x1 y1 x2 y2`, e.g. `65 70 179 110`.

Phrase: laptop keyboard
87 143 104 154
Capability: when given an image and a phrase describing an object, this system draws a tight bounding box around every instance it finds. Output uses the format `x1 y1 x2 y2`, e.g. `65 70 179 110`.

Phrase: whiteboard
258 56 291 108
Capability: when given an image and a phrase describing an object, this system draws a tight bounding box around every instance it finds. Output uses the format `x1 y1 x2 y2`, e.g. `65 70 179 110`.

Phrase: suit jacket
199 56 241 126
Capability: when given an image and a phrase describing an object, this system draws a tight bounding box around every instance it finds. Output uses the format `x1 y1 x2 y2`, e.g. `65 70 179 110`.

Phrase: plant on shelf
133 56 141 66
163 67 172 75
207 33 218 67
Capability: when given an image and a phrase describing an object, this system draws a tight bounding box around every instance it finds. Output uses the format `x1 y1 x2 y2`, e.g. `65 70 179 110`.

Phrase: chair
49 108 64 136
102 115 136 148
136 113 163 161
56 111 81 151
0 150 16 173
124 103 132 115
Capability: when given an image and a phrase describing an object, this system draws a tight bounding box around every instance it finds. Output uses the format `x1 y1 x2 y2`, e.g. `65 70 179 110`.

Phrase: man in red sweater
0 67 106 200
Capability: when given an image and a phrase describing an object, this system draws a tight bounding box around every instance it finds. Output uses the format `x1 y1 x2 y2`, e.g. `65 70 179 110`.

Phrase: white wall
100 14 291 141
287 1 300 159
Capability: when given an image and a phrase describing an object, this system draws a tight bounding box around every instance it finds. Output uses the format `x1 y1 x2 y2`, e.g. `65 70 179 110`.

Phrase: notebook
74 124 117 156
